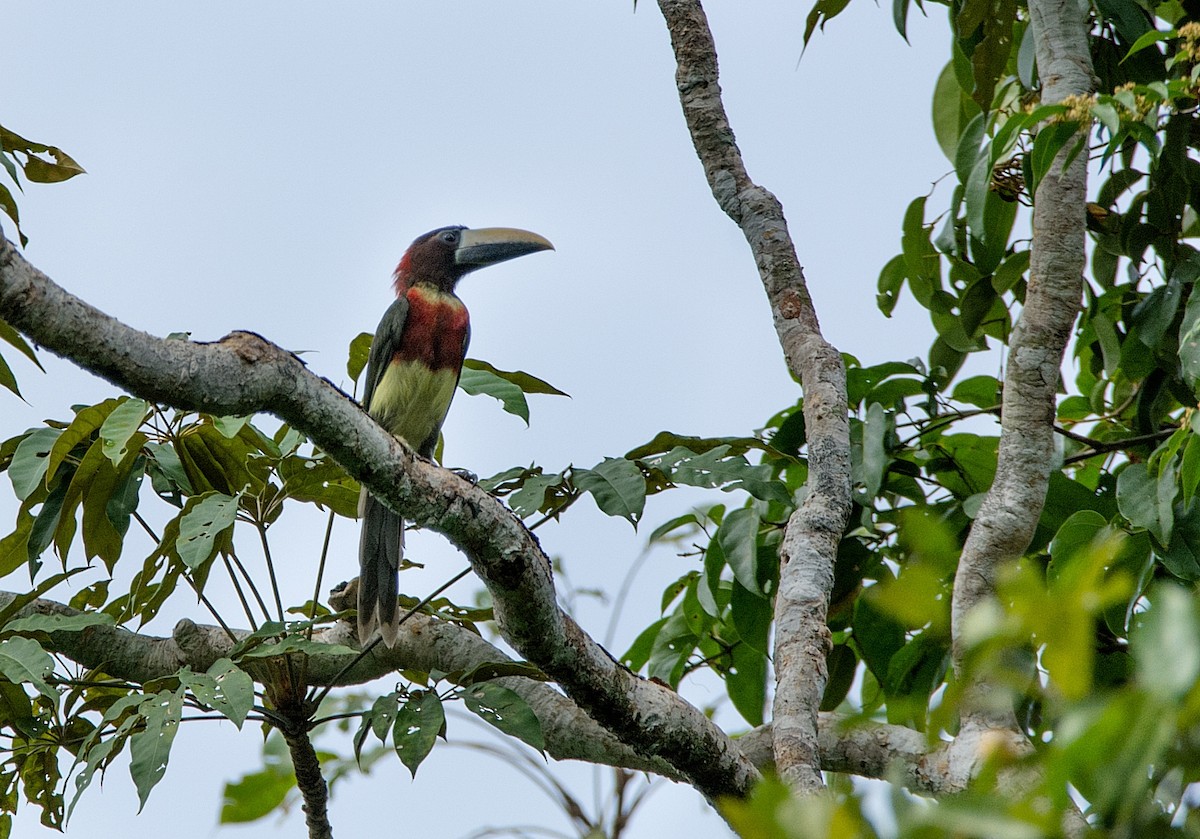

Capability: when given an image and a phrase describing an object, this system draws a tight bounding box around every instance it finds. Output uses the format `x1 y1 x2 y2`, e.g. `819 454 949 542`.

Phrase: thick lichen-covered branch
0 236 758 800
656 0 851 791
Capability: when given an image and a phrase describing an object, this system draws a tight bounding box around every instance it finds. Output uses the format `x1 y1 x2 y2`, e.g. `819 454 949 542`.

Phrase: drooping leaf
462 359 568 397
392 690 445 776
717 508 762 597
0 319 40 370
0 637 53 699
176 492 239 570
8 429 62 501
459 683 544 753
98 398 148 466
128 690 184 811
573 458 646 525
347 331 373 385
725 639 767 727
180 659 254 729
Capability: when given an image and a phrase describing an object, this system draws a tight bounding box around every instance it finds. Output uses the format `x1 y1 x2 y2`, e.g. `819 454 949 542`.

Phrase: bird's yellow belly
369 359 459 450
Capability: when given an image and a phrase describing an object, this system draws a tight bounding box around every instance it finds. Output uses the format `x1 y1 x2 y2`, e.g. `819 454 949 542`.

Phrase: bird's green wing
362 296 410 413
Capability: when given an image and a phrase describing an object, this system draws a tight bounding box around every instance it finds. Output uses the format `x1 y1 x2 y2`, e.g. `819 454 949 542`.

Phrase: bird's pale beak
454 227 554 269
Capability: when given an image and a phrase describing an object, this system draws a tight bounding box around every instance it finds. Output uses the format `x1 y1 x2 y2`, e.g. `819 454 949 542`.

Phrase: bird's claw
450 467 478 484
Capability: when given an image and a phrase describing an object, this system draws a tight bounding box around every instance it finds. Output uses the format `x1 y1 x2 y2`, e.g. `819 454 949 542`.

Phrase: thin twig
307 565 473 708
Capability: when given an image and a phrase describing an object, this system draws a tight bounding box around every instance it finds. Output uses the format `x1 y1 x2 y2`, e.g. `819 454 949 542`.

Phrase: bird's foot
450 467 478 484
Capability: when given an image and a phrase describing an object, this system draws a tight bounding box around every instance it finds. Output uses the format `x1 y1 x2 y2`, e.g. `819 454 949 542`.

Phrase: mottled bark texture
656 0 852 792
948 0 1093 765
0 236 757 801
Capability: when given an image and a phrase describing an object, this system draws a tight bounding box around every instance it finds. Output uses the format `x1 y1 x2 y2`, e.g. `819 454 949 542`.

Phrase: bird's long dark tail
358 490 402 647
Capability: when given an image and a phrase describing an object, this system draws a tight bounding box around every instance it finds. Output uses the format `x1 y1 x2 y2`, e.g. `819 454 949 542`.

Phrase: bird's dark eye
441 230 460 244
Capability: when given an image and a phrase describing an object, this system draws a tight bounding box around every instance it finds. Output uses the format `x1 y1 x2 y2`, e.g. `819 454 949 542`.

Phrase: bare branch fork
0 235 758 802
657 0 852 792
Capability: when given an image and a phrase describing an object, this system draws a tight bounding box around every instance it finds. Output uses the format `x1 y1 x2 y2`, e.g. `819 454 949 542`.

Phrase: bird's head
392 225 554 294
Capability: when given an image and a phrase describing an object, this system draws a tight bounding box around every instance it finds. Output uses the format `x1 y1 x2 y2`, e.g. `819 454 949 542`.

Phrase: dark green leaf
129 690 184 811
393 690 444 776
462 358 568 397
180 659 253 728
458 366 530 424
347 331 373 385
717 508 762 596
0 637 53 698
458 683 544 752
176 492 239 570
821 644 858 711
0 319 40 370
725 640 767 727
574 458 645 525
8 429 62 500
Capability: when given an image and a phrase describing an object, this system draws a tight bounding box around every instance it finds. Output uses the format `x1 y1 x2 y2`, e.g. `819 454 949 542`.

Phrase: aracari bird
358 225 553 646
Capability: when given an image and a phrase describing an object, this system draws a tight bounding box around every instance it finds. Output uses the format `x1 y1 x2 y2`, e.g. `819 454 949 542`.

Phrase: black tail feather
358 492 402 646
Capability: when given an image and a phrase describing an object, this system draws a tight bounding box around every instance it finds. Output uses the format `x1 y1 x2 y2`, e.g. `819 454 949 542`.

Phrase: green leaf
462 358 568 397
505 471 565 519
725 640 767 726
858 402 890 499
129 690 183 811
452 660 548 686
458 366 530 424
347 331 373 385
730 579 772 654
574 458 646 525
1133 585 1200 700
0 182 25 247
0 353 19 399
180 659 254 728
717 508 762 597
392 689 444 776
4 612 114 635
893 0 911 40
822 644 858 711
98 398 148 466
45 399 122 480
1157 499 1200 581
235 633 359 660
1122 27 1173 62
853 594 906 685
0 319 40 370
1179 289 1200 394
458 683 544 752
19 147 85 184
0 637 53 699
27 479 67 571
1123 461 1177 545
176 492 239 570
220 765 294 824
802 0 851 48
644 445 789 503
621 617 668 671
8 428 62 500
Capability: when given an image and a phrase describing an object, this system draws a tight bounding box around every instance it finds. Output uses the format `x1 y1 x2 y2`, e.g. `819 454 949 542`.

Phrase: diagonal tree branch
656 0 852 792
0 591 682 778
0 235 758 801
8 590 969 796
947 0 1093 777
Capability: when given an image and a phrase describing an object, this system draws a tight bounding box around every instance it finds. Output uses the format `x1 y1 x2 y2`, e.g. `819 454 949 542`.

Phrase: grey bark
656 0 852 792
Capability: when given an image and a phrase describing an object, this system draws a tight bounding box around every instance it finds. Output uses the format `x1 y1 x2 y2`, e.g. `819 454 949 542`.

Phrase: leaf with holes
459 683 544 753
393 690 445 776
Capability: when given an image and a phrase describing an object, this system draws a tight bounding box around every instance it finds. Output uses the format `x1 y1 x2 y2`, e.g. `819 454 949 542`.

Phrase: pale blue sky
3 3 949 836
